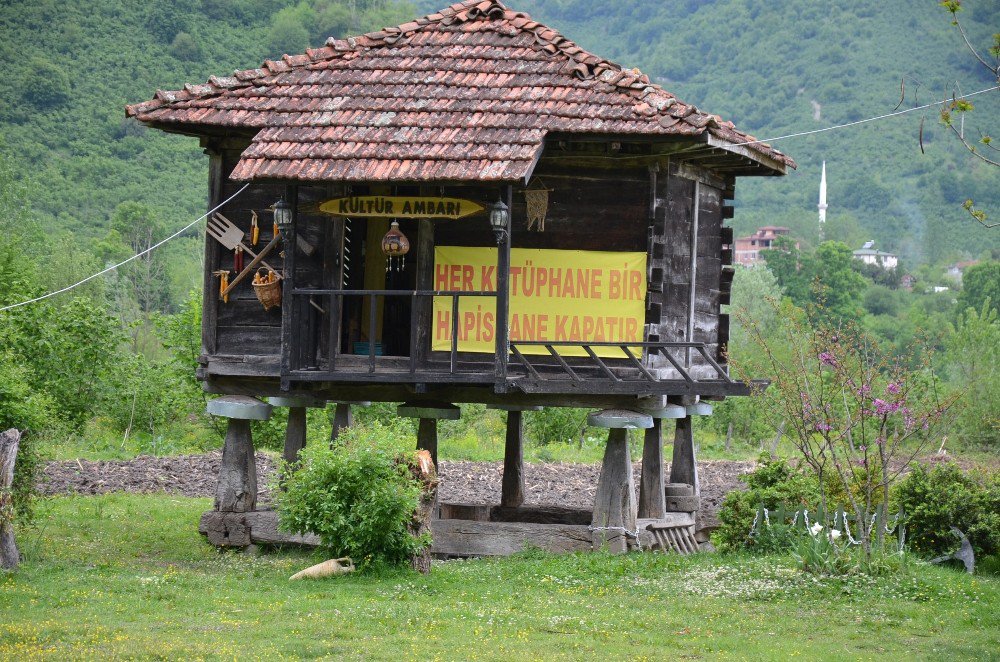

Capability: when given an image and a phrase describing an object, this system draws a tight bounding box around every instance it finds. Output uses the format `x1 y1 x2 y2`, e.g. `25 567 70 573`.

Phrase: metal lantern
381 220 410 272
490 199 510 245
272 197 293 234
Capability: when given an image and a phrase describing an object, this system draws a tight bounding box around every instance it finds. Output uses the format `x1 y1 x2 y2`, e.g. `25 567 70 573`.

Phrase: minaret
818 161 828 241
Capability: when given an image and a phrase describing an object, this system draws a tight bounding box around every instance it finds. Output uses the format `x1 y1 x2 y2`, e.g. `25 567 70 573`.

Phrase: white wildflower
829 529 842 540
810 522 824 536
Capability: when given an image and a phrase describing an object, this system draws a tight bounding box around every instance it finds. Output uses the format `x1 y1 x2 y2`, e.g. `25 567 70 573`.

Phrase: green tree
812 241 867 320
267 3 314 56
945 301 999 446
21 57 70 110
957 261 1000 315
761 236 813 307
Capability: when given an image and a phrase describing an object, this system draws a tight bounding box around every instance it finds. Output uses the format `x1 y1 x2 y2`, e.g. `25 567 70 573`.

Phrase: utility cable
740 85 999 147
0 183 251 313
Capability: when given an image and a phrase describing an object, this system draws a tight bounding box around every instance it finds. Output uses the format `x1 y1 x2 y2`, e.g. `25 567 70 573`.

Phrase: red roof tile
126 0 794 182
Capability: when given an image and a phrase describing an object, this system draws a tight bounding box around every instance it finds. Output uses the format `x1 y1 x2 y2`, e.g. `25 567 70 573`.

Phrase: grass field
2 493 997 660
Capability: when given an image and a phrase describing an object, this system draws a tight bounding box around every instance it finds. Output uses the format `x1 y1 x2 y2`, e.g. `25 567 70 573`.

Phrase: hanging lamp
381 220 410 272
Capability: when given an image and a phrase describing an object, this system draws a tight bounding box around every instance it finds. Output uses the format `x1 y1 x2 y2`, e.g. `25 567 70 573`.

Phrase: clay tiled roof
127 0 795 182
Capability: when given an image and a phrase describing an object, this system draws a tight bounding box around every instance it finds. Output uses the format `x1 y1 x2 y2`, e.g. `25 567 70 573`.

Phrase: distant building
945 260 979 284
853 241 897 270
900 274 916 291
734 226 797 266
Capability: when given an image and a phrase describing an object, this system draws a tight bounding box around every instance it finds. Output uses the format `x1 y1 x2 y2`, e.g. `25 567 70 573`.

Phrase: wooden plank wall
208 142 343 361
646 161 733 379
203 146 730 383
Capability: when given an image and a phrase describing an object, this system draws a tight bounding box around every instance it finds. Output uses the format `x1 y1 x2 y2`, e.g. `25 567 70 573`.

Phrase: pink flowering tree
734 300 957 557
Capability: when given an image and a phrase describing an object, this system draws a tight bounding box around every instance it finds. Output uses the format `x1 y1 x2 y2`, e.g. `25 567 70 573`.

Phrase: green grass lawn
2 494 997 660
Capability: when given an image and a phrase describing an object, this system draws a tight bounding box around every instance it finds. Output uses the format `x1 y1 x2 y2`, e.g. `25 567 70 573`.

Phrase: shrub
714 455 820 553
276 421 429 568
892 463 1000 559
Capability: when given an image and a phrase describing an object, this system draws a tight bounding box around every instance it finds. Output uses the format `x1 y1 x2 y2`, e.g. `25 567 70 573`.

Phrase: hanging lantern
381 220 410 272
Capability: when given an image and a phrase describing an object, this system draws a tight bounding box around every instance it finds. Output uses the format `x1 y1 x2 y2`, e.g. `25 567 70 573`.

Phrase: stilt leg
284 406 307 464
638 419 666 518
591 428 637 553
669 415 699 496
501 410 525 508
216 419 257 512
330 403 353 445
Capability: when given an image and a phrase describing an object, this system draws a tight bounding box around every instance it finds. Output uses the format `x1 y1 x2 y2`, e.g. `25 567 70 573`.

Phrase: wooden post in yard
328 401 371 445
268 396 326 464
1 429 21 570
638 403 685 519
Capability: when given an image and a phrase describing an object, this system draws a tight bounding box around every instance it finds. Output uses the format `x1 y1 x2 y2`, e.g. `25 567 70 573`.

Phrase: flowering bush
734 301 957 561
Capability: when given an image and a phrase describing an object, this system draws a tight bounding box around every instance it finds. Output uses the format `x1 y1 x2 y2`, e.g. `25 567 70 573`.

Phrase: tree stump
1 429 21 570
409 450 439 574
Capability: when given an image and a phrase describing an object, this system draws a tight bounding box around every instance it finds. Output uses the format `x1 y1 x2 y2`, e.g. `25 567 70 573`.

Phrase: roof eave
704 133 790 176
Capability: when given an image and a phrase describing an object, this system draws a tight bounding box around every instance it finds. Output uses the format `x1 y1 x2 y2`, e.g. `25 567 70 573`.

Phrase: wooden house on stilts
127 0 794 556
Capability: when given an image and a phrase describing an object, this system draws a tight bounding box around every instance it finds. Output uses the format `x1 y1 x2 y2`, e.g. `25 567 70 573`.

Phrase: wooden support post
591 429 637 553
638 419 666 519
330 403 353 444
494 185 512 393
501 410 525 508
417 419 438 467
216 419 257 512
1 429 21 570
284 407 307 465
669 415 699 496
207 396 271 515
398 403 459 470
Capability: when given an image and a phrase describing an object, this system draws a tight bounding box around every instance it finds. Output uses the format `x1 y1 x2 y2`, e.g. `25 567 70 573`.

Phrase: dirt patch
39 453 755 527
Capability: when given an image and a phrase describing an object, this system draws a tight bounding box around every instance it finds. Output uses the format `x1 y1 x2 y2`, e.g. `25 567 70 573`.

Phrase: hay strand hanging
523 179 553 232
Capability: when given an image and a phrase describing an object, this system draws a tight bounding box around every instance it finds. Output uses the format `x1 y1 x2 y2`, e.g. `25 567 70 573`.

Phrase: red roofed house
734 226 797 266
128 0 794 556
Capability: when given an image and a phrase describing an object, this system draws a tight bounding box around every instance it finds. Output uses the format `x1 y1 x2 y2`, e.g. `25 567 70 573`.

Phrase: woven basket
252 268 282 311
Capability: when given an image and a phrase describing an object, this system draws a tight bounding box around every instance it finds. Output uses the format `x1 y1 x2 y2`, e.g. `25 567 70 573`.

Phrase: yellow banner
432 247 647 357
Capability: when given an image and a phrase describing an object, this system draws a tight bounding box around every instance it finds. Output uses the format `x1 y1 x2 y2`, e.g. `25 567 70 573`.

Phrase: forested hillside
504 0 1000 263
0 0 997 279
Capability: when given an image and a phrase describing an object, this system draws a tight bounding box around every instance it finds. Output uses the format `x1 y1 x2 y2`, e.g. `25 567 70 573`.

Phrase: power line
741 85 999 148
0 183 251 313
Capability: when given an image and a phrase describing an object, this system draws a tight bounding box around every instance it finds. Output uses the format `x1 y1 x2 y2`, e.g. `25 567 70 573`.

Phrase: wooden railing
283 290 740 395
288 288 496 377
507 341 733 385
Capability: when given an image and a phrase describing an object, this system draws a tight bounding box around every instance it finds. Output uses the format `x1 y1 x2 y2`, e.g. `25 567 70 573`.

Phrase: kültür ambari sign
320 196 485 219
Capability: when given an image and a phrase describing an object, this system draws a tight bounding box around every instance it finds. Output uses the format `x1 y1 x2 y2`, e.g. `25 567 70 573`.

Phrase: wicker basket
252 268 282 311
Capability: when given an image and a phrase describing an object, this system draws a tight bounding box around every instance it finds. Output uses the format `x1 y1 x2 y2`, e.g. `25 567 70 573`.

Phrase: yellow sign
320 196 485 219
432 247 647 357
